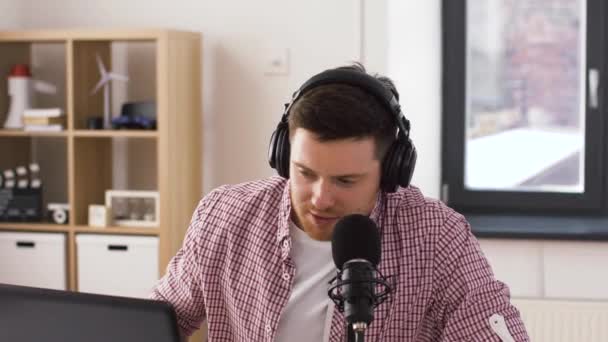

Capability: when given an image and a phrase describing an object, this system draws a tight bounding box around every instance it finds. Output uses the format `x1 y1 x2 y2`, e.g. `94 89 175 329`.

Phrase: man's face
289 128 382 241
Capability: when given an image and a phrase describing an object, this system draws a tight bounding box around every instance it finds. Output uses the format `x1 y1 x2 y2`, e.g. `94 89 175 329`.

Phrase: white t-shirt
275 221 336 342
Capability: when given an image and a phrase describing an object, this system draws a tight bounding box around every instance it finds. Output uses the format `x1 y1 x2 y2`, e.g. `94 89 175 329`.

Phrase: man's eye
300 170 314 178
337 178 354 186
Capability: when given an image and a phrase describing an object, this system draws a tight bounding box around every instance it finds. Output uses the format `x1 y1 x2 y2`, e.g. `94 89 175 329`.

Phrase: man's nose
311 179 334 211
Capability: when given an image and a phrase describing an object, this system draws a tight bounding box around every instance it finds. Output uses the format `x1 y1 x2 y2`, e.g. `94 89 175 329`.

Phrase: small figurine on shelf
47 203 69 224
4 64 58 129
88 204 109 227
90 54 129 129
86 116 104 130
111 101 157 130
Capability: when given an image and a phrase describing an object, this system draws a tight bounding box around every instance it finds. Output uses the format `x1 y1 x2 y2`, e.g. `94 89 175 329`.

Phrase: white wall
480 239 608 300
360 0 442 198
8 0 608 301
17 0 365 194
386 0 442 199
11 0 441 199
0 1 22 29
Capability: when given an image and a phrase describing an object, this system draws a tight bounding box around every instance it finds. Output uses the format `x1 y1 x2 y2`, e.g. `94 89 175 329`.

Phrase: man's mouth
309 212 339 225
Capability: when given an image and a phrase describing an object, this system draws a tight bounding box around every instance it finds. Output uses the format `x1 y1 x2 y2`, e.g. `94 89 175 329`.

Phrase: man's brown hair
287 63 398 160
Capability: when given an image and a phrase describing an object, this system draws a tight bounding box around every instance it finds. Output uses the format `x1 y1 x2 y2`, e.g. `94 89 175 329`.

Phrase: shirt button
282 240 289 249
282 273 290 281
265 324 272 334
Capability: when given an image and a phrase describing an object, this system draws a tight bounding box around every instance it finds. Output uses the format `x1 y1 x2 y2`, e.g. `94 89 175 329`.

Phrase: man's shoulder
190 177 287 236
389 185 459 218
387 185 468 237
199 176 287 213
211 176 287 197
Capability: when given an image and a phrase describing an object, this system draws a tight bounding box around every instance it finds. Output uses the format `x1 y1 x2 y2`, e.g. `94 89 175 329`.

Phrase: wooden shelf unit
0 29 202 293
0 130 69 137
72 130 159 138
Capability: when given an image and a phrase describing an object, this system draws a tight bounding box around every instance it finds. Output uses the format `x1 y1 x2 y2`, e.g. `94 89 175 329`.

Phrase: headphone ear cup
382 139 417 192
398 140 417 188
381 141 401 193
275 124 290 178
268 122 290 178
268 129 280 169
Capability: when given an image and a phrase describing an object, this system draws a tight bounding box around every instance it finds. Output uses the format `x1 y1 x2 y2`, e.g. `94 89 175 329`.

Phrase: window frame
441 0 608 216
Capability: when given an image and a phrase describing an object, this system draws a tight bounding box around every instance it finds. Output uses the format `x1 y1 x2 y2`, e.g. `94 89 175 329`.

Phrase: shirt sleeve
431 212 530 341
149 196 210 337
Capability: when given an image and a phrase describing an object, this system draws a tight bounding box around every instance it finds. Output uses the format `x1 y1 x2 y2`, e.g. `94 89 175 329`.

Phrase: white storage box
0 231 67 290
76 234 159 298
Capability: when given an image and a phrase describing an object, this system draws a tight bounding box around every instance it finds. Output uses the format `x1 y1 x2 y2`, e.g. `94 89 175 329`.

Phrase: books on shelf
23 116 65 126
24 124 64 132
23 107 65 132
23 108 63 118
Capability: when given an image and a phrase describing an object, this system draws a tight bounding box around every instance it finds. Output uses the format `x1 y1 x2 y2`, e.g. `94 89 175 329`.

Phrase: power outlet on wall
264 47 290 75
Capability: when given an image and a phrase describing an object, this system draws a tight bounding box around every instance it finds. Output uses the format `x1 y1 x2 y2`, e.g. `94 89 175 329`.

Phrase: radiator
512 299 608 342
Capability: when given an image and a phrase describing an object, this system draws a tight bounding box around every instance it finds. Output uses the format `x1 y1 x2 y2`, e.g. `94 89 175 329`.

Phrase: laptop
0 283 180 342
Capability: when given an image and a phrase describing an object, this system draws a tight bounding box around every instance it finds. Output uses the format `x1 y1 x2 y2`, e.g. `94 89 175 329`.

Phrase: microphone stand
351 322 366 342
329 268 393 342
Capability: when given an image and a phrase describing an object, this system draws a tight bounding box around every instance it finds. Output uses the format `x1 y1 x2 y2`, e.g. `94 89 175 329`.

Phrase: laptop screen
0 283 180 342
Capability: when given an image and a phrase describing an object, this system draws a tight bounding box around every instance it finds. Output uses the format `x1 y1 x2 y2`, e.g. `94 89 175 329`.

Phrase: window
442 0 606 216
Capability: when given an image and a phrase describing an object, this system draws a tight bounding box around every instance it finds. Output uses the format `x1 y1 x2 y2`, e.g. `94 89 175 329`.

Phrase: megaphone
4 64 57 129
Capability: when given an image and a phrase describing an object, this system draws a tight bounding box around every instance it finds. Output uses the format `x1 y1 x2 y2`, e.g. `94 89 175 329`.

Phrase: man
151 64 530 341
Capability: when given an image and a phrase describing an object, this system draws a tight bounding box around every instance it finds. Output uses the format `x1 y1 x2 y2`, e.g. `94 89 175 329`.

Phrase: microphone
328 214 392 341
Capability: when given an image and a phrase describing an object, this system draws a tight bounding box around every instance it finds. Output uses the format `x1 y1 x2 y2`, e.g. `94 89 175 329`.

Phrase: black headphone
268 68 417 193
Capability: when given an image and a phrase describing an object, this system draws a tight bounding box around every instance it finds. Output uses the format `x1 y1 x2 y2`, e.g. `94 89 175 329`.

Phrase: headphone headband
283 69 410 140
268 67 417 192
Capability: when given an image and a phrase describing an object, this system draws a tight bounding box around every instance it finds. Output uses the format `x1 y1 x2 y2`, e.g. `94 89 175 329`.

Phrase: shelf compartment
0 41 67 130
72 137 157 226
0 136 68 223
72 40 157 130
72 138 112 226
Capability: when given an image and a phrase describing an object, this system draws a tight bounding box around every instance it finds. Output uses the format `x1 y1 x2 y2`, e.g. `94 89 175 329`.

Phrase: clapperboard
0 164 43 222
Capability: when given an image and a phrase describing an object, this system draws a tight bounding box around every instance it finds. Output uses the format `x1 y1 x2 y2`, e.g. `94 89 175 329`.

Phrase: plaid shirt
151 176 529 341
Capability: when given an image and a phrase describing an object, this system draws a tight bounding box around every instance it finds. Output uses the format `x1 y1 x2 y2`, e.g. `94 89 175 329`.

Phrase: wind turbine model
90 54 129 129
